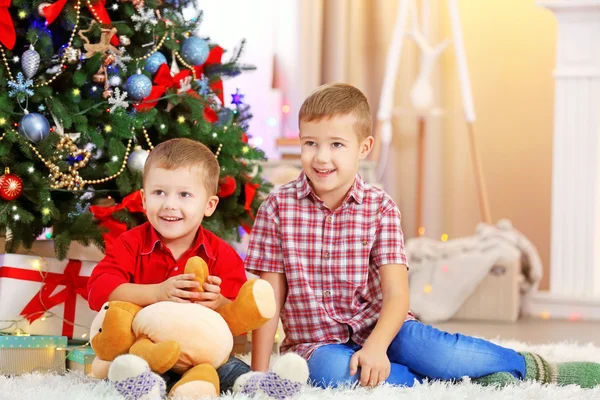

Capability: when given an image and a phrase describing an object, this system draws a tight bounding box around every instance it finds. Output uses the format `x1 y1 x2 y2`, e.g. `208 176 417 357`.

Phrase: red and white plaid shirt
245 172 415 360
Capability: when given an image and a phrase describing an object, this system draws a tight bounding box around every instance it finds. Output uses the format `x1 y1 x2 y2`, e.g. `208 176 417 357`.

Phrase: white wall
191 0 282 158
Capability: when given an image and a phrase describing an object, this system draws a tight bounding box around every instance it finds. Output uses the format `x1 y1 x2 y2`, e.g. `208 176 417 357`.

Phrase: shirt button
323 252 330 259
324 290 331 297
362 240 368 246
326 216 332 222
174 267 178 271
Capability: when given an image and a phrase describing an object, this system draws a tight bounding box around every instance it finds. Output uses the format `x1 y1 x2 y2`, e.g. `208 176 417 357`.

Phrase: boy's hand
196 276 227 310
156 274 200 303
349 343 391 387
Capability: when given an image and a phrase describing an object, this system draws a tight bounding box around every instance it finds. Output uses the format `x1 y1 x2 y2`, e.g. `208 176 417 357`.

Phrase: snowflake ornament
8 72 34 99
108 88 129 113
108 47 131 72
131 6 158 33
197 74 210 96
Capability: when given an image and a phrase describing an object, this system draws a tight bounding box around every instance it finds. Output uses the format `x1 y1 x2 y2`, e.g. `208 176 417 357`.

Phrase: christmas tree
0 0 269 258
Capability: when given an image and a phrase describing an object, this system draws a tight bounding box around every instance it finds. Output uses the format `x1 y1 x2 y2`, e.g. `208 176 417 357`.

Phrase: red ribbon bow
89 190 146 252
0 0 16 50
0 260 89 338
134 46 224 113
43 0 119 47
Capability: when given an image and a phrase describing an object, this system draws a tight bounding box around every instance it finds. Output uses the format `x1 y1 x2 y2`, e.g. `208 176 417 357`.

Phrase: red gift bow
0 0 16 50
134 63 218 123
89 190 145 252
43 0 119 47
0 260 89 338
134 45 224 112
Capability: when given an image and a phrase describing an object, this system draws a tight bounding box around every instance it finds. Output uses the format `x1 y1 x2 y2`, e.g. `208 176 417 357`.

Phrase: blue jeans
163 355 250 394
307 320 526 388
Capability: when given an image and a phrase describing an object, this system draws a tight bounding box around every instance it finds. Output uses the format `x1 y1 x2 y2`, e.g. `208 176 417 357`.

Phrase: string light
242 146 249 154
441 233 449 242
0 118 5 125
540 311 550 320
32 260 41 271
72 88 81 96
441 264 448 272
282 105 291 113
569 312 582 322
177 116 185 124
418 227 425 236
81 333 87 338
42 208 51 216
104 126 112 133
18 10 27 19
423 284 432 294
267 118 277 126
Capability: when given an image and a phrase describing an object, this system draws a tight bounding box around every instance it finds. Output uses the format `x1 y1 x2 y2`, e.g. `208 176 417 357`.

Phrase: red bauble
0 168 23 201
217 176 237 198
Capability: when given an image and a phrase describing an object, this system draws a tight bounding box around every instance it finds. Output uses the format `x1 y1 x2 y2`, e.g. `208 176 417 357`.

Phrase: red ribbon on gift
0 260 89 338
89 190 145 252
43 0 119 46
0 0 16 50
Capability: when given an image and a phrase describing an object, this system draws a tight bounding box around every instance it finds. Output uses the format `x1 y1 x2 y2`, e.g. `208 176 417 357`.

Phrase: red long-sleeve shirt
87 222 247 311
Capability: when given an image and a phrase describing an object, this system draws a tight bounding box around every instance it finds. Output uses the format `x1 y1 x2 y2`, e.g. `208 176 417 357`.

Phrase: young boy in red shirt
88 138 250 393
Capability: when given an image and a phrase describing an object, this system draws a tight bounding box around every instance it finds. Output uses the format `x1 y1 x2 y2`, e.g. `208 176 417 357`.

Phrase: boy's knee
308 345 358 389
217 356 251 393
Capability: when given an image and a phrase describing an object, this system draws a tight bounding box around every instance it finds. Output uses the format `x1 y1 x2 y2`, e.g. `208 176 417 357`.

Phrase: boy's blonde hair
143 138 220 195
299 82 372 140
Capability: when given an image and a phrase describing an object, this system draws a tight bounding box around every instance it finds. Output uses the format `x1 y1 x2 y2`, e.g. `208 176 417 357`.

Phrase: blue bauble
126 73 153 101
181 37 209 66
19 112 50 143
144 52 167 75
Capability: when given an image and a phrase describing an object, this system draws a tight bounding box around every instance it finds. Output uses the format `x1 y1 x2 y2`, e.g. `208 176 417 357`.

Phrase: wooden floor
432 318 600 344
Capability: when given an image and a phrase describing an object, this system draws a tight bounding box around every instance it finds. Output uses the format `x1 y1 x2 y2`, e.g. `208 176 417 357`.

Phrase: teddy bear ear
90 301 141 361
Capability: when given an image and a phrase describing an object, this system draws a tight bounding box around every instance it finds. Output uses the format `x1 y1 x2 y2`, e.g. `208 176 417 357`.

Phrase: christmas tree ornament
0 168 24 201
19 112 50 143
103 88 114 99
55 135 91 170
127 146 149 172
93 72 106 83
63 47 81 64
126 70 152 100
144 52 167 75
37 2 51 17
180 37 209 66
119 35 131 46
21 45 41 79
104 54 116 66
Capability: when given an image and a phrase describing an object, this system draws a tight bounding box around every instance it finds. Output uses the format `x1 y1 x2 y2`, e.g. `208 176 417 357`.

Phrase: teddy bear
108 354 166 400
88 256 276 399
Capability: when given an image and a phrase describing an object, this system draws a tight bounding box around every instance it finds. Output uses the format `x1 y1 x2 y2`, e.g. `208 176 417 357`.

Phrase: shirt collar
296 171 365 205
141 222 215 259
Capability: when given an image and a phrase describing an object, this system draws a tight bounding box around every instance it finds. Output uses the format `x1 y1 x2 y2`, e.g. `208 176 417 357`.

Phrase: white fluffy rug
2 340 600 400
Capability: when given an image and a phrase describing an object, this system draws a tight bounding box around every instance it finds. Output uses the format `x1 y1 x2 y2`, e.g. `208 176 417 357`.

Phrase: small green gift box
0 335 67 376
66 346 95 376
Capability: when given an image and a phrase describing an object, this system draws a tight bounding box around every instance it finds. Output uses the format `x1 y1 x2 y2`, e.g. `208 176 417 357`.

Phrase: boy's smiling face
141 166 218 249
299 113 373 209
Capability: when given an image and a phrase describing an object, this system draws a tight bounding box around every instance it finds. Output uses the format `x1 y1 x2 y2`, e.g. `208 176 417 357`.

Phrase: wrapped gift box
66 346 95 376
0 335 67 376
0 253 98 339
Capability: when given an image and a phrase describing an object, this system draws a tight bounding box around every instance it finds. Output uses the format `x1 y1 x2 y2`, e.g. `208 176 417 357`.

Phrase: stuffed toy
233 353 309 399
88 256 276 399
108 354 166 400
